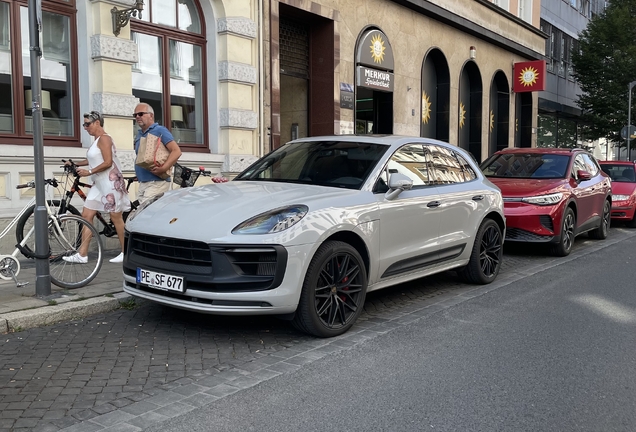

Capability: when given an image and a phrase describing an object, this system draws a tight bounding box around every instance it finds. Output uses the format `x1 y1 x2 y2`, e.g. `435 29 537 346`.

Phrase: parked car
123 136 505 337
480 147 611 257
599 160 636 227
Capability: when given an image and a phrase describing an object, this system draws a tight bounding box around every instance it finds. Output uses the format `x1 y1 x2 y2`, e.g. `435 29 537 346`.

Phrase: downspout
258 0 264 157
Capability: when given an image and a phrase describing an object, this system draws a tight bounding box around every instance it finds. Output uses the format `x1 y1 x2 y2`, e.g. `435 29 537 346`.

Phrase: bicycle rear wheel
48 214 103 289
16 200 80 258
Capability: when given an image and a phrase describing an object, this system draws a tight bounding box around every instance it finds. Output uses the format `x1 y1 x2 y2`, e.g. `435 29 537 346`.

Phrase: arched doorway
421 48 450 142
489 71 510 155
458 61 482 161
515 92 532 147
355 28 394 134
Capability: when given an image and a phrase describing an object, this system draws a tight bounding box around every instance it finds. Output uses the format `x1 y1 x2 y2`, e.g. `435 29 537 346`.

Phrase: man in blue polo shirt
133 103 182 203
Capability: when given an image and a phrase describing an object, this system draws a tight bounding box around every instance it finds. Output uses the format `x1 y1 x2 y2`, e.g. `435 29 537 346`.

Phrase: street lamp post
627 80 636 161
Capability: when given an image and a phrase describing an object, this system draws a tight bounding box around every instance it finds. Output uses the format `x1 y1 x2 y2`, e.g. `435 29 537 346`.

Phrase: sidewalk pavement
0 250 130 334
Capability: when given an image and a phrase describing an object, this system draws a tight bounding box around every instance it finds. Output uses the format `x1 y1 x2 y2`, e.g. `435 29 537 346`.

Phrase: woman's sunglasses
83 121 93 127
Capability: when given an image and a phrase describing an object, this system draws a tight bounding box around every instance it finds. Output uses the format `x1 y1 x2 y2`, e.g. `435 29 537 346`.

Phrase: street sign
620 125 636 140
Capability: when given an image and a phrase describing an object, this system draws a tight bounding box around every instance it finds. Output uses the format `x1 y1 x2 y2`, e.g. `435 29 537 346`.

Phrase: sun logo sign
519 66 539 87
513 60 546 93
370 34 386 64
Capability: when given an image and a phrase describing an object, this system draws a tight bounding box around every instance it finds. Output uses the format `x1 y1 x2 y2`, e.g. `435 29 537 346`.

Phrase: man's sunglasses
133 112 149 118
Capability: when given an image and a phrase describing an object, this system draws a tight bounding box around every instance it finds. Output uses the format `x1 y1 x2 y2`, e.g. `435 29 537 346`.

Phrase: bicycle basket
173 163 200 187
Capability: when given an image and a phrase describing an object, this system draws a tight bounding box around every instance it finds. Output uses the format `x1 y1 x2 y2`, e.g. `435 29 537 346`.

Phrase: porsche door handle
427 201 441 208
472 195 484 201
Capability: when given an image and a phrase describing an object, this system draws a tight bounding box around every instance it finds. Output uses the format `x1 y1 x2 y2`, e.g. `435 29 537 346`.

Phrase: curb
0 292 132 334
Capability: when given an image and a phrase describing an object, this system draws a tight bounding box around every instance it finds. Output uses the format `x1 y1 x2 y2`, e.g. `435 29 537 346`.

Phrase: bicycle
15 159 138 258
0 178 103 288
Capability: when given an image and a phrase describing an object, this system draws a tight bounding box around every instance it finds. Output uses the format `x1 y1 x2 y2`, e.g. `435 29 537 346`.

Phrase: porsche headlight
127 193 164 222
232 205 308 235
612 194 630 201
521 192 564 206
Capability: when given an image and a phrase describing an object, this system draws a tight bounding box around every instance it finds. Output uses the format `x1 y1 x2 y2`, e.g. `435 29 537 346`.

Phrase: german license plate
136 268 184 293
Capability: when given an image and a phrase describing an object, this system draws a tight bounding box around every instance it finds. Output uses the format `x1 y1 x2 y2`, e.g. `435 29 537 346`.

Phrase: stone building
0 0 545 225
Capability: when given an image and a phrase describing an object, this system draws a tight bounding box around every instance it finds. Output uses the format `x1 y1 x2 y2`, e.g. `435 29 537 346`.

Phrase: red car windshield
481 153 570 179
600 164 636 183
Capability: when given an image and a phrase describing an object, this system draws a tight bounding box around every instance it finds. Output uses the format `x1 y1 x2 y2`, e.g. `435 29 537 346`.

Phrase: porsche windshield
481 153 570 179
235 141 389 189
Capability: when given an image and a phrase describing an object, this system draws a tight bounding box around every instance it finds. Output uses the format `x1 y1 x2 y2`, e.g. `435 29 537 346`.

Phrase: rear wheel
48 214 103 289
292 241 367 337
458 219 502 284
551 208 575 257
588 199 610 239
15 200 80 258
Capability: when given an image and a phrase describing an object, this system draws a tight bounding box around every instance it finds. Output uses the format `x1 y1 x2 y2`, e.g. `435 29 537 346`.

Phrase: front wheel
588 199 610 239
48 214 103 289
458 218 503 284
551 207 576 257
16 200 80 258
292 241 368 337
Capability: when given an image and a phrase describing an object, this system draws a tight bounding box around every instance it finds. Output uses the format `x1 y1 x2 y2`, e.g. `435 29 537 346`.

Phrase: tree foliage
571 0 636 146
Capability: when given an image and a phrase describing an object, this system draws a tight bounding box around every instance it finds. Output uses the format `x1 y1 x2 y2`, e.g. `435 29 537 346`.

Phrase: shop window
0 0 78 144
131 0 205 147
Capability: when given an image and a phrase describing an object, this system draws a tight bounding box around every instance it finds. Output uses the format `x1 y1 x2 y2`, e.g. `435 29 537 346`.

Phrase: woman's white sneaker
109 252 124 263
63 253 88 264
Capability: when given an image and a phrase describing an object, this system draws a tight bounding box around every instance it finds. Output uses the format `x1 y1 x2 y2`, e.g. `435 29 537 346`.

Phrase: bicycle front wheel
16 200 80 258
48 214 103 289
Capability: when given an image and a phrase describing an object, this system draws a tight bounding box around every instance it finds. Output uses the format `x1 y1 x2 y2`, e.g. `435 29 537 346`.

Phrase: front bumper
122 231 314 315
610 202 635 221
502 201 563 243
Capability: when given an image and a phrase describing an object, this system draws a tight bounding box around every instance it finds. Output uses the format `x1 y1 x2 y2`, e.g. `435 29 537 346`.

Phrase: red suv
481 148 611 256
599 160 636 227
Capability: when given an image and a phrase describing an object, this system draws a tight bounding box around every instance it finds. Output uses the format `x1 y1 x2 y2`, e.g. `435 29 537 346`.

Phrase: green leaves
572 0 636 146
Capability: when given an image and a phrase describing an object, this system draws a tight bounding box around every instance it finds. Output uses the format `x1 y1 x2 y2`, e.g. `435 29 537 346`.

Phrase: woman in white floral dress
64 111 131 264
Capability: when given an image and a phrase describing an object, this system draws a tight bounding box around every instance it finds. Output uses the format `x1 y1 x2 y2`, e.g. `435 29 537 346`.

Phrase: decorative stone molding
217 17 257 39
218 61 257 84
91 35 138 64
92 93 139 117
117 150 137 172
225 154 258 173
219 109 258 130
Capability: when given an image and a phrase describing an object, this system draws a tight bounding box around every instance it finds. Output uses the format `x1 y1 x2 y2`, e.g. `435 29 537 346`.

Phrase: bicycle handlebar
16 178 59 189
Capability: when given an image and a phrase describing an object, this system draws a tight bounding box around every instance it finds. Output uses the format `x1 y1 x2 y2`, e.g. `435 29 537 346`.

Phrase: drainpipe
258 0 264 157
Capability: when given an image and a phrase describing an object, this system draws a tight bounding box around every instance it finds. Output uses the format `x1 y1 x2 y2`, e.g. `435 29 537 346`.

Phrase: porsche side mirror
577 170 592 181
385 173 413 200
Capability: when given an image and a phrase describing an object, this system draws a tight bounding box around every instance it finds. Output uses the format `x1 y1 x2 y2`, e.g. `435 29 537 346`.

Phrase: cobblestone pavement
0 230 633 431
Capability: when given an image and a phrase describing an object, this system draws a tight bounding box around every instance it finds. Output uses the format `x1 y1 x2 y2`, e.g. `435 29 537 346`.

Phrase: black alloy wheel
458 218 502 284
589 199 611 239
293 241 368 337
552 208 575 257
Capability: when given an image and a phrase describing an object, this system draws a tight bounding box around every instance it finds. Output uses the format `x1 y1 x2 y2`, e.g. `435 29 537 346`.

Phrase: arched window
131 0 206 148
0 0 79 145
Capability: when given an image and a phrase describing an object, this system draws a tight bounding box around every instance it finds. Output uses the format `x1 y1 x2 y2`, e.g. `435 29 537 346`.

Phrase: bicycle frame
0 197 58 260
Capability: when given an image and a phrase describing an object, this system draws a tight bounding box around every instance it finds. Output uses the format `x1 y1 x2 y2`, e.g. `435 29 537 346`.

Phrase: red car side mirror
577 170 592 181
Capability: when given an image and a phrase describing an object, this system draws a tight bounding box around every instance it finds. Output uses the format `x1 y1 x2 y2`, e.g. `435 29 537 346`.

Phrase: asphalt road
149 234 636 432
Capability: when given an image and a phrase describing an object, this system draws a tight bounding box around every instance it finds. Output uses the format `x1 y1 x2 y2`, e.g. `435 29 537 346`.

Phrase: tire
15 200 81 258
627 212 636 228
458 218 503 284
588 199 611 239
551 207 576 257
292 241 368 337
48 214 103 289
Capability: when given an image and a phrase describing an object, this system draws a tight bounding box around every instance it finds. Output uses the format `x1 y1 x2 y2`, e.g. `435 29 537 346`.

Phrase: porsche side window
455 153 477 182
374 144 430 193
428 145 466 185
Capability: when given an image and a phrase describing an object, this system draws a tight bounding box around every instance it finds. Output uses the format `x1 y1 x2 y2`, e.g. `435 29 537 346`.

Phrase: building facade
0 0 261 221
265 0 545 163
537 0 607 154
0 0 546 224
